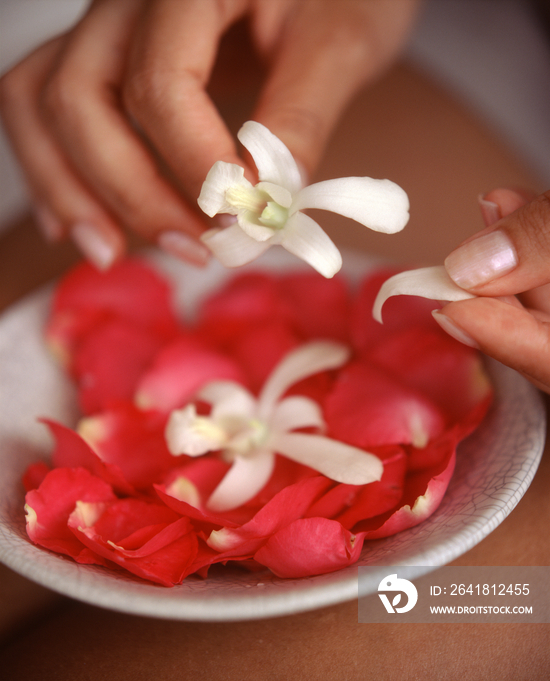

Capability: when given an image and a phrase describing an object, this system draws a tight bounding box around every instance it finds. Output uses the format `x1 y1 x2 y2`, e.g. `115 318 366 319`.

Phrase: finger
41 0 210 262
0 38 125 268
444 190 550 296
251 0 421 175
433 297 550 394
122 0 251 203
477 188 550 314
478 187 535 226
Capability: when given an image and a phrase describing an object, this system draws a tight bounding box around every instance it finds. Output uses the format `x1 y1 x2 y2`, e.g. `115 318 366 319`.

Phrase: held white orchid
197 121 410 278
372 266 477 323
165 341 383 512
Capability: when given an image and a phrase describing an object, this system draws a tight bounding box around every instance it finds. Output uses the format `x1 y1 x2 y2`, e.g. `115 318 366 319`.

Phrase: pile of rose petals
23 259 492 585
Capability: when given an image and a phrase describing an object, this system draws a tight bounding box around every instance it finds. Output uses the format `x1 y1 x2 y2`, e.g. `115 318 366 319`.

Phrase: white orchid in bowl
198 121 410 278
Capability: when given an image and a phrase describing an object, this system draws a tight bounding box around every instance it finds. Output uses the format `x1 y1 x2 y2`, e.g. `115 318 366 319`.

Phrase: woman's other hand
0 0 420 269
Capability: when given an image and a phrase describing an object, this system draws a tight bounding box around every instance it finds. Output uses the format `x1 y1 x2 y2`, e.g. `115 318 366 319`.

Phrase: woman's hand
434 188 550 393
0 0 420 269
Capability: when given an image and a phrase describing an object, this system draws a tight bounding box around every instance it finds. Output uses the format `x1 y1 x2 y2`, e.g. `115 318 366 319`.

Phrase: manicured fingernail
478 195 501 227
295 160 310 186
71 222 117 270
445 230 518 288
432 311 479 349
34 205 63 241
158 230 211 266
215 214 237 229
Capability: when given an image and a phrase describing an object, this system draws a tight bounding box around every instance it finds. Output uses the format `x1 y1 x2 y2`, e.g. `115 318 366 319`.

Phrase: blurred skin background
0 1 549 678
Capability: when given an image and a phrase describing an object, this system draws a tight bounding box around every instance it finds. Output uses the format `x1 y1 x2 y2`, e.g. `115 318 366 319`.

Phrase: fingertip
157 230 211 267
71 221 125 271
481 187 535 219
33 204 64 242
431 310 480 349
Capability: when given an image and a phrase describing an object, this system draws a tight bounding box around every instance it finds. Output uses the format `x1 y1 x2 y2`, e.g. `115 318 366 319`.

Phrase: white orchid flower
373 266 476 323
197 121 410 278
165 341 383 512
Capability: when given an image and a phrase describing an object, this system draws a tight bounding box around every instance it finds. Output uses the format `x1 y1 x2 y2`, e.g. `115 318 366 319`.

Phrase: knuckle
517 193 550 248
270 106 325 148
0 65 33 118
41 66 84 122
122 62 184 119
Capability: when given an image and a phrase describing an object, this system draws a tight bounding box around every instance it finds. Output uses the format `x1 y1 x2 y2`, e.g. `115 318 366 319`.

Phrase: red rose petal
229 320 299 392
46 419 135 495
25 467 116 560
22 461 51 491
77 404 176 490
197 273 291 344
72 319 167 414
325 360 446 448
351 269 438 352
369 325 492 425
306 446 407 528
135 336 244 412
67 497 198 585
49 259 177 336
355 444 456 538
206 476 332 558
279 271 351 342
254 517 365 578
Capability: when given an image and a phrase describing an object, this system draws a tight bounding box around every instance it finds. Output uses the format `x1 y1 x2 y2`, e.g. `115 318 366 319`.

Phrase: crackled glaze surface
0 251 545 621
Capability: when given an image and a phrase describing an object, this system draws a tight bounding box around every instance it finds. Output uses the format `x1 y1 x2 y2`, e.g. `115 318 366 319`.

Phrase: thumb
444 190 550 296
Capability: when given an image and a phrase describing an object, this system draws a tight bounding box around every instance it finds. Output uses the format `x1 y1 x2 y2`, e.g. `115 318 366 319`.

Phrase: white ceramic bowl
0 251 545 620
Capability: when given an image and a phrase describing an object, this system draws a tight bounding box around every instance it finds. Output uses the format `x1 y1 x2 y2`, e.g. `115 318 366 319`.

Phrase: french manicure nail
478 195 501 227
34 204 63 241
432 311 479 349
71 222 117 270
444 230 518 288
158 230 211 266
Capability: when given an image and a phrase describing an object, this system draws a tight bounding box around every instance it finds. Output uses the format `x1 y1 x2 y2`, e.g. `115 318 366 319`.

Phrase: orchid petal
238 121 302 194
291 177 409 233
207 450 275 511
279 212 342 278
236 214 276 242
373 266 475 323
269 431 383 485
256 181 293 208
199 381 256 420
201 224 271 267
258 340 350 417
270 396 325 432
165 405 227 456
197 162 251 217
